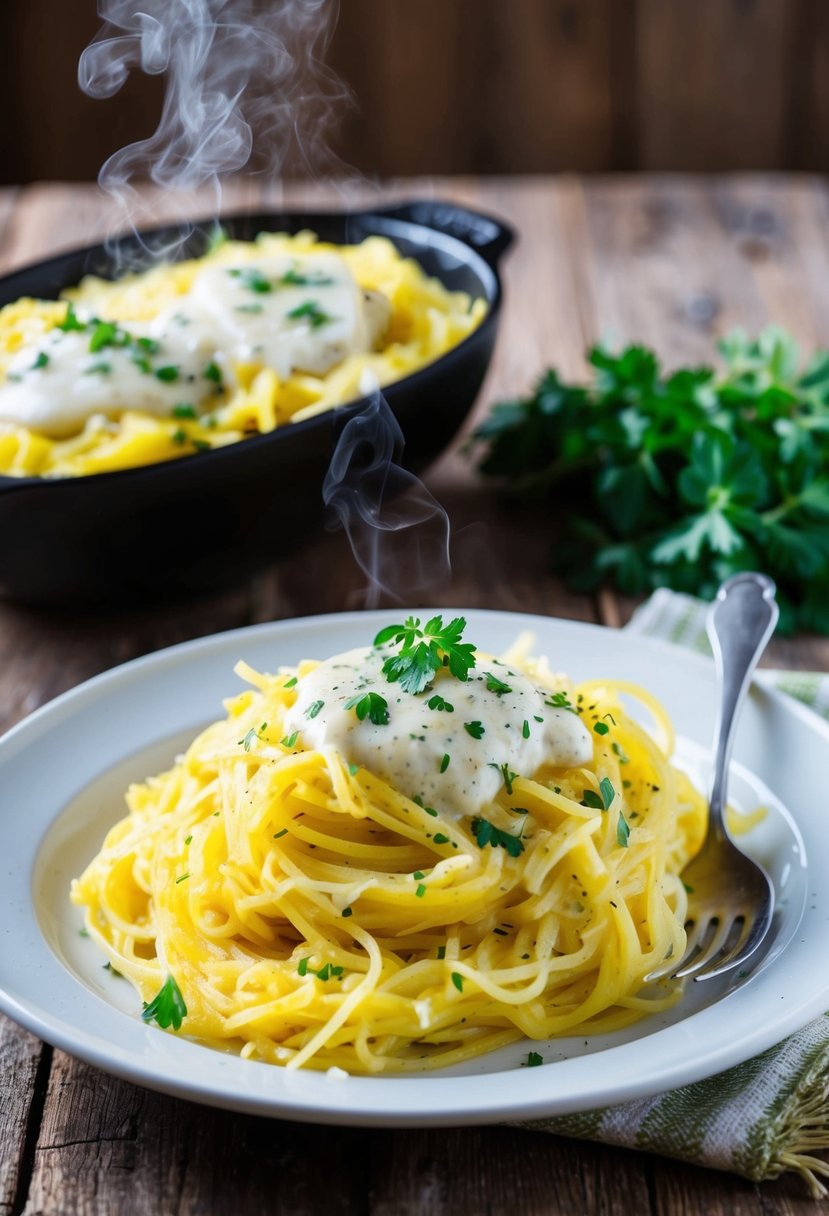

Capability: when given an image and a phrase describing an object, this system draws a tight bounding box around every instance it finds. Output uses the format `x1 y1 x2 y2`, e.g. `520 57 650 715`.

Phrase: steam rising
79 0 348 247
323 385 452 608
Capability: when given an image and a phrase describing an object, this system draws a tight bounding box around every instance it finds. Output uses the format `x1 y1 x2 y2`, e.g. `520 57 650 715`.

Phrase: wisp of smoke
323 381 452 609
79 0 348 255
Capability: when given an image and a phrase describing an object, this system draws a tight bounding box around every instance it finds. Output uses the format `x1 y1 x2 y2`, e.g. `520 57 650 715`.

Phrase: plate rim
2 606 828 1126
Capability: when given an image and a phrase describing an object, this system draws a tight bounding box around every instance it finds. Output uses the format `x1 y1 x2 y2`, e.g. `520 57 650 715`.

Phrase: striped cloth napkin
519 589 829 1198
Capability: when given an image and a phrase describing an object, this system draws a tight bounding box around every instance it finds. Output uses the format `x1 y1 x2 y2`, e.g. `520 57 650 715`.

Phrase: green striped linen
518 590 829 1197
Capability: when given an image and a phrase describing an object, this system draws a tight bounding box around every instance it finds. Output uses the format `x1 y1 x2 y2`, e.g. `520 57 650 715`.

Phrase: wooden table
1 176 827 1215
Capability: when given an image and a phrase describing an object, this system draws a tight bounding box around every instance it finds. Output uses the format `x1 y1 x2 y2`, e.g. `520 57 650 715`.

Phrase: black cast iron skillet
0 200 513 606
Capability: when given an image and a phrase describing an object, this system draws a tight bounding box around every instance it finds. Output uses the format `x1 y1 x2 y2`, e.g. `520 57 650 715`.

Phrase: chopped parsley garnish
203 361 223 384
230 266 273 293
184 834 192 845
464 721 485 739
580 789 604 810
172 403 197 419
86 361 112 375
58 302 85 332
485 672 512 696
155 364 180 382
440 753 451 773
599 777 616 809
683 881 695 894
617 810 631 847
471 817 525 857
348 763 360 776
32 351 49 370
526 1051 543 1067
522 719 530 738
286 299 334 328
284 676 298 688
306 700 325 719
342 906 353 917
344 691 390 725
451 972 464 993
141 975 187 1031
88 320 125 353
545 691 576 713
280 730 299 748
273 828 288 839
437 945 446 959
280 267 335 287
593 721 610 736
433 833 450 845
374 615 476 694
240 721 267 750
136 336 160 355
414 795 438 817
299 958 343 981
611 741 630 764
413 871 425 879
171 428 187 445
489 762 518 795
415 883 427 898
427 694 454 712
175 872 190 884
236 302 264 314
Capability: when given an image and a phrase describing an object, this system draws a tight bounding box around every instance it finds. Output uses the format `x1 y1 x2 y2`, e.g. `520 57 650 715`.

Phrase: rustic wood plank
635 0 795 171
0 1022 48 1216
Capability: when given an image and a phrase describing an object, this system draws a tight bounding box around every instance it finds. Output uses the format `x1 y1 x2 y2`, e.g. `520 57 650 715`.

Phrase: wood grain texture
5 0 829 181
1 176 827 1215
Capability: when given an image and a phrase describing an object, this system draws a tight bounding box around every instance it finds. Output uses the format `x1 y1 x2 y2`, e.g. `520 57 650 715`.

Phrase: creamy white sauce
283 646 593 819
0 253 390 438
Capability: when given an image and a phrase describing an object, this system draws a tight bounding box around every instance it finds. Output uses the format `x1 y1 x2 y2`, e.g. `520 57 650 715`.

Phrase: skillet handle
375 200 514 267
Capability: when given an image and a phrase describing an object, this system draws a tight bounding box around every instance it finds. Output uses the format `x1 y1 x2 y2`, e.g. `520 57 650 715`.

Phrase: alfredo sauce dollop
283 645 593 818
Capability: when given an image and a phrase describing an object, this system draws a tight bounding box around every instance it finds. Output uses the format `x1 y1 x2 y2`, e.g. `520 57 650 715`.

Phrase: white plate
1 609 827 1127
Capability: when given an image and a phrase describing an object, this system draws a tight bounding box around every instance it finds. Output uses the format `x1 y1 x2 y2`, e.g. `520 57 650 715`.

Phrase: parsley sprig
471 816 525 857
344 691 390 725
141 975 187 1031
374 615 477 695
475 328 829 633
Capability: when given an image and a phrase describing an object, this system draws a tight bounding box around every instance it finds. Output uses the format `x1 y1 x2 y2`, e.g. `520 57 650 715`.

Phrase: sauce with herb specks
283 645 593 818
0 253 390 438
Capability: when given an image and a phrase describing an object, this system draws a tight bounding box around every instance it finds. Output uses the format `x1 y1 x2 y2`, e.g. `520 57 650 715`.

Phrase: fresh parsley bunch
475 328 829 633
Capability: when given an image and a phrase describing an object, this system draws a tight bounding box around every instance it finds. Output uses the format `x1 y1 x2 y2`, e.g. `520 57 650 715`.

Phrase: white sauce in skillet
0 253 390 438
283 646 593 818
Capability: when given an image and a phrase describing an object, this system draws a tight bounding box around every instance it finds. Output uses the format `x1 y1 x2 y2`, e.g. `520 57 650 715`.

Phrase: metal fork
655 573 779 983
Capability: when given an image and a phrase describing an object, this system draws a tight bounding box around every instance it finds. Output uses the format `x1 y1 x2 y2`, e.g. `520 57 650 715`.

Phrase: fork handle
706 573 779 828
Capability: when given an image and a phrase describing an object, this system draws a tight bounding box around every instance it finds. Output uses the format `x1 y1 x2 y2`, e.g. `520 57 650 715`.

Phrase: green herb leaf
286 300 334 328
617 810 631 847
599 777 616 809
471 816 525 857
451 971 464 992
526 1051 543 1067
489 762 518 796
58 302 85 332
280 730 298 748
474 329 829 633
580 789 604 810
464 720 485 739
344 691 390 725
141 975 187 1030
427 693 454 712
307 700 324 719
485 672 512 696
375 615 477 694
